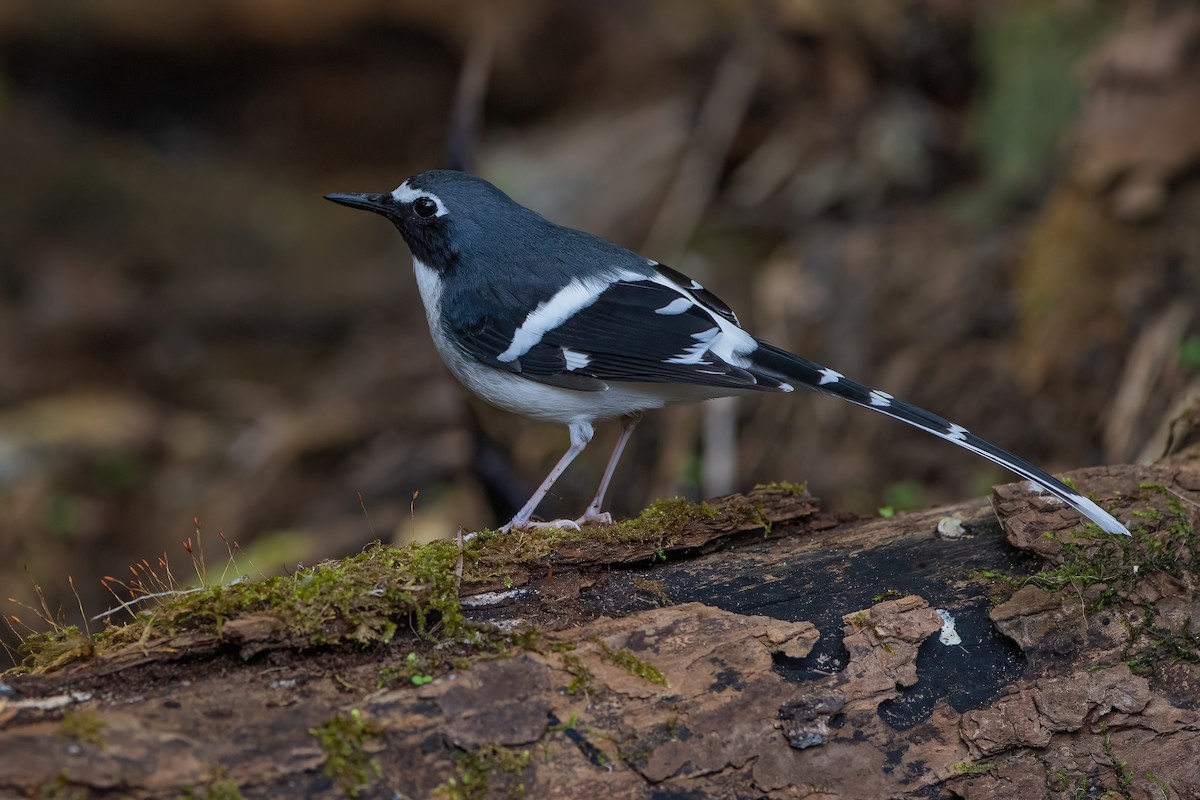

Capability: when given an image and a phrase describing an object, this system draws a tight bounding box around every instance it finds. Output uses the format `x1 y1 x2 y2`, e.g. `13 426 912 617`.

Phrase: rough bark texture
2 461 1199 799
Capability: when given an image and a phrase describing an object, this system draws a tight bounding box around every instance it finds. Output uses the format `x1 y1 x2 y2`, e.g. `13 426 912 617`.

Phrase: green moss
35 772 86 800
11 540 474 674
1123 608 1200 672
979 482 1199 673
179 766 246 800
469 525 580 567
597 642 668 687
547 713 578 732
1145 771 1171 797
376 651 435 688
631 577 671 605
12 490 802 676
465 494 742 569
58 709 105 748
451 496 730 566
1100 725 1134 796
999 483 1197 610
561 653 596 696
15 626 94 673
952 762 997 774
611 497 719 544
437 744 531 800
309 709 384 798
846 611 895 652
753 481 808 496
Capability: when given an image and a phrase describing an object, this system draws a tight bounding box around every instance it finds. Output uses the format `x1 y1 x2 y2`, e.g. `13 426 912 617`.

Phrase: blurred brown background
2 0 1198 644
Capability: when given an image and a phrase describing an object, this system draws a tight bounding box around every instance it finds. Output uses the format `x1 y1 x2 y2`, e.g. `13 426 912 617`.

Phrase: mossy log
1 460 1198 799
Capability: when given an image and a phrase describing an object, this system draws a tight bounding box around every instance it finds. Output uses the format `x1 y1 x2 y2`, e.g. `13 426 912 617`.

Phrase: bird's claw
574 509 613 527
498 518 582 534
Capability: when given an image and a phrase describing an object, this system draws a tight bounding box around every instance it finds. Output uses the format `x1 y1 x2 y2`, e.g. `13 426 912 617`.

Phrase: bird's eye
413 196 439 219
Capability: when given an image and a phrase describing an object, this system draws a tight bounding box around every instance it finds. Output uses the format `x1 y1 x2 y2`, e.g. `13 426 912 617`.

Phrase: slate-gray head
325 170 544 271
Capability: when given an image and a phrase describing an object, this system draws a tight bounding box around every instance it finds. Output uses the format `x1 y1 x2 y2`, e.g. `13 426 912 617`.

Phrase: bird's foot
498 518 582 534
573 509 613 527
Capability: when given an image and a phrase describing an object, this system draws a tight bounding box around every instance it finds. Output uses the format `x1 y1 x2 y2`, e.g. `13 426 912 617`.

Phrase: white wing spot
562 348 590 371
655 297 693 315
498 270 641 363
667 327 721 365
689 280 704 290
946 423 968 442
818 368 843 386
779 383 794 393
646 271 757 367
391 181 448 217
869 390 893 407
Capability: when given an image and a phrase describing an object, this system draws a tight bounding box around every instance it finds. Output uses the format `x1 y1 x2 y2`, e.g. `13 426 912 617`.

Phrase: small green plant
309 709 384 798
35 772 85 800
597 642 667 687
406 651 434 685
547 713 579 733
1101 725 1134 796
179 765 246 800
1145 771 1172 797
437 744 532 800
952 762 997 774
561 653 595 696
375 666 400 688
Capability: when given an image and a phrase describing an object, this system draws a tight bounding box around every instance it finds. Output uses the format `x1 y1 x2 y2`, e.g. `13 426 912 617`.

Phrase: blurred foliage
1181 336 1200 375
964 1 1117 218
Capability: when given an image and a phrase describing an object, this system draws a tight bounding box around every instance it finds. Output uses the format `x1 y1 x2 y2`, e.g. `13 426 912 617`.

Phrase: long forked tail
750 341 1129 536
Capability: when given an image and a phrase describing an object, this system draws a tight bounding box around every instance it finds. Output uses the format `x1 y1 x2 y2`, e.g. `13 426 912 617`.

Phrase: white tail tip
1069 494 1130 536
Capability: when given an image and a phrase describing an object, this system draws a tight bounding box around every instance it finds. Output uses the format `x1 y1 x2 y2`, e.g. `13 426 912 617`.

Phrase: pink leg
575 413 641 527
501 420 594 532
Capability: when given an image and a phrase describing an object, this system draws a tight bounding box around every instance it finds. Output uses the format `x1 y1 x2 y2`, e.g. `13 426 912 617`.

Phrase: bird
325 170 1129 537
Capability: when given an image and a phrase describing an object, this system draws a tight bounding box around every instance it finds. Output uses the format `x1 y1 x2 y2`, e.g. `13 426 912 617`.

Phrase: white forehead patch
391 181 448 217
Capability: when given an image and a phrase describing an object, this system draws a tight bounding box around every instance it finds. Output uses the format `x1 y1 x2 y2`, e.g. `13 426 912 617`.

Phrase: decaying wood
1 462 1198 799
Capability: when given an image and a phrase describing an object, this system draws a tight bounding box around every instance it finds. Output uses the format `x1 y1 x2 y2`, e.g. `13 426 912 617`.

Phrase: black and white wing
448 264 794 393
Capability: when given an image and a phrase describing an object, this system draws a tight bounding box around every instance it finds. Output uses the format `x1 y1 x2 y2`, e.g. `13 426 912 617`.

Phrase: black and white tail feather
325 170 1129 536
747 342 1129 535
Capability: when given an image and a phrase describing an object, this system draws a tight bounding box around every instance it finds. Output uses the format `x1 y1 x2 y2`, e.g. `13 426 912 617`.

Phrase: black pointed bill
324 192 394 216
